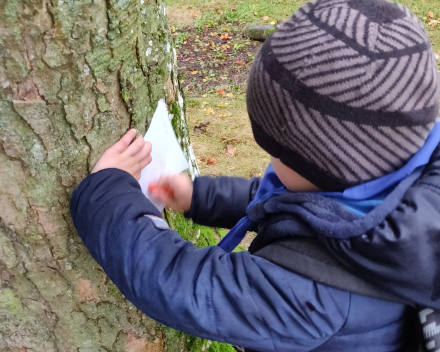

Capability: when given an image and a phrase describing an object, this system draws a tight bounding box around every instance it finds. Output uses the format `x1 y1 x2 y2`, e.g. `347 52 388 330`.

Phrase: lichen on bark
0 0 200 350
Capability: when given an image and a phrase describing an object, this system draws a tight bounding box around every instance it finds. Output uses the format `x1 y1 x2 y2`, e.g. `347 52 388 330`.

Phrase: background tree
0 0 200 350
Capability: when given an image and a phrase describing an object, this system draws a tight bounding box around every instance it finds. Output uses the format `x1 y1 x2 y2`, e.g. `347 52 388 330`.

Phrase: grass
186 93 270 178
166 0 307 29
396 0 440 50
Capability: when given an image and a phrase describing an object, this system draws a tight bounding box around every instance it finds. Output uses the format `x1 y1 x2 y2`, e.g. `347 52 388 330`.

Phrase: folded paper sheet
139 99 189 211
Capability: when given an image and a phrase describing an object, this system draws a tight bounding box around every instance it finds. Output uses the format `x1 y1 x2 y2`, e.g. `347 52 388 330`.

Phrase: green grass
397 0 440 50
165 0 307 28
165 0 440 51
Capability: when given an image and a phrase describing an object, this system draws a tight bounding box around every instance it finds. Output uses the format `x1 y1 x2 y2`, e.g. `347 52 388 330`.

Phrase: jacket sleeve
185 176 261 229
70 169 350 352
323 143 440 310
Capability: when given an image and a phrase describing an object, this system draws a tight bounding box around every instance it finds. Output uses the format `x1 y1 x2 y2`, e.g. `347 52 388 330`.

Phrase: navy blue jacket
70 159 433 351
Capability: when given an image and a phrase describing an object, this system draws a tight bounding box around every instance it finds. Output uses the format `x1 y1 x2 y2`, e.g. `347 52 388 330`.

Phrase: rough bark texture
0 0 201 350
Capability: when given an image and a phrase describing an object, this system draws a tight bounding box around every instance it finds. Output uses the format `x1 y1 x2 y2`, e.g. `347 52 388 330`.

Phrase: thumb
113 129 137 153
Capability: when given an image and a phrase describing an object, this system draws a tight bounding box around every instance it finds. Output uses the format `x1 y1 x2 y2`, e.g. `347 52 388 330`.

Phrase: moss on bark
0 0 200 350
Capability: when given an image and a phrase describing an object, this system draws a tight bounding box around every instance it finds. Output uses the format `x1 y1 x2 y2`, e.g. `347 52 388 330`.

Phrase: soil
173 24 263 93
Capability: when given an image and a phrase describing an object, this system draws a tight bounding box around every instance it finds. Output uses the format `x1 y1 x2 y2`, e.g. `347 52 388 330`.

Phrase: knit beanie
247 0 440 191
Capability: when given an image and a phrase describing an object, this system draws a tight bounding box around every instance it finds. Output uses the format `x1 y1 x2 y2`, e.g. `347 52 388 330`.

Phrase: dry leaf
191 71 198 74
207 158 216 165
428 11 434 18
216 89 225 95
229 5 237 11
236 61 245 66
205 107 215 114
429 19 440 26
219 114 227 118
217 9 223 14
194 121 210 133
263 16 269 21
209 32 218 36
223 93 234 98
225 144 236 157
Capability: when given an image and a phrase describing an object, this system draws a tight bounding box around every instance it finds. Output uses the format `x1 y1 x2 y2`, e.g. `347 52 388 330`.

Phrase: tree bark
0 0 199 350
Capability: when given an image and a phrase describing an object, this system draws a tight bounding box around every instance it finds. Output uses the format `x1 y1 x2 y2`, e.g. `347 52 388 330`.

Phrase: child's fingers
124 136 145 156
138 155 152 170
149 187 173 205
133 142 152 162
113 129 137 153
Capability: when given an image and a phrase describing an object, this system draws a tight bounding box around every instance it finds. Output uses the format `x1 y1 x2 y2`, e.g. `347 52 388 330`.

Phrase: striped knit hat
247 0 440 191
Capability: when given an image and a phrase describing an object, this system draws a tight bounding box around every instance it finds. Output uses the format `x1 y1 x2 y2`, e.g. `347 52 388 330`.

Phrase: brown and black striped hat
247 0 440 191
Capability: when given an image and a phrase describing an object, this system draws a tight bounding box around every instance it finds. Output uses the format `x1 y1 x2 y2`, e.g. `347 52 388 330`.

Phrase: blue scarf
218 122 440 253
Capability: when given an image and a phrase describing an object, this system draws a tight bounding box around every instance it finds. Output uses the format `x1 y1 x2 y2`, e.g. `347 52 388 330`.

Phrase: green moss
161 326 186 352
208 341 236 352
0 288 23 316
97 94 110 112
121 87 131 102
2 0 18 23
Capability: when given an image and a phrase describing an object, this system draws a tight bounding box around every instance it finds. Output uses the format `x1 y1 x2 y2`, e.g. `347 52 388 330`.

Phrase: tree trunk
0 0 199 350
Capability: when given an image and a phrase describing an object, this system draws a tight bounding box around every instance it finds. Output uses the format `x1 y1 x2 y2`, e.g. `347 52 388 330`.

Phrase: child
71 0 440 350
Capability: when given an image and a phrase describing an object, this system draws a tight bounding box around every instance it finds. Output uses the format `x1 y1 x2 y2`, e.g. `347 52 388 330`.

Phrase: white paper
139 99 189 211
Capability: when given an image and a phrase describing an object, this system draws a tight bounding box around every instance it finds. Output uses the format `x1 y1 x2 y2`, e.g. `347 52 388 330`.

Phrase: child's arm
70 133 350 351
70 168 350 351
150 174 261 229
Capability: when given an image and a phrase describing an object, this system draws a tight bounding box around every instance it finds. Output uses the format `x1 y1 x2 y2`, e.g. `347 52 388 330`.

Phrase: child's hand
148 174 193 212
91 129 152 181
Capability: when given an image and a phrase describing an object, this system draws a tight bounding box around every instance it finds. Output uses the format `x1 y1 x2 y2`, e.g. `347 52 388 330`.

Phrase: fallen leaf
219 114 228 118
194 121 211 133
428 11 434 18
223 93 234 98
270 20 276 25
263 15 269 21
217 102 228 108
191 71 198 74
202 94 207 97
207 158 216 165
429 19 440 26
217 9 223 14
229 5 237 11
236 61 245 66
202 101 208 104
216 89 225 96
209 32 218 36
205 107 215 114
221 45 227 50
225 144 236 157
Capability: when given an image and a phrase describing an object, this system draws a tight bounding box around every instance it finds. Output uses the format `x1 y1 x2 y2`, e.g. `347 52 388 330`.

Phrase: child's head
247 0 440 192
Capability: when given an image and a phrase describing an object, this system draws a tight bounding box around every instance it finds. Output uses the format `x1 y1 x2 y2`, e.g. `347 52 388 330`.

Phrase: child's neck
270 156 320 192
